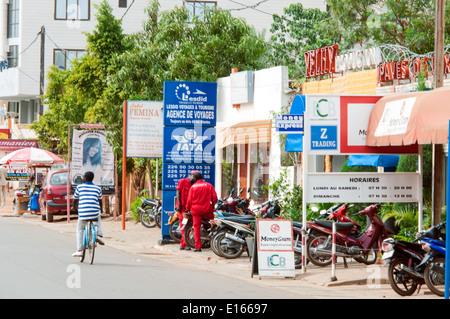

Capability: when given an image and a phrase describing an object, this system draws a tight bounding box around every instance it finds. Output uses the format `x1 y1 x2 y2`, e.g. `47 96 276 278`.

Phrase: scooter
306 203 389 266
138 197 162 228
381 222 446 296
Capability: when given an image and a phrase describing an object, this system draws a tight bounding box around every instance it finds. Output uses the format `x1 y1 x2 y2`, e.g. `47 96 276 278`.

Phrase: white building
215 66 295 201
0 0 326 127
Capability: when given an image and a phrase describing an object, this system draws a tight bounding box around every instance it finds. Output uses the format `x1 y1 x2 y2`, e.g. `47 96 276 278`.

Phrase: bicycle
79 219 98 264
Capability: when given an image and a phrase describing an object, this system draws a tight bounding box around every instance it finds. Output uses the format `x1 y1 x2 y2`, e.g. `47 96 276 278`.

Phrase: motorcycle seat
142 198 157 206
315 220 355 230
292 221 303 228
223 216 255 224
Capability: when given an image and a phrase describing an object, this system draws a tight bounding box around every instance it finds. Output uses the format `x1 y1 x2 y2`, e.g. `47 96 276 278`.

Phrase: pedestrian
0 165 7 206
186 171 217 252
72 171 105 257
175 172 196 250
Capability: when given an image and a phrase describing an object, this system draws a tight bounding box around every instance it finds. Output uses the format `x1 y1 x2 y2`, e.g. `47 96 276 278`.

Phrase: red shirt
175 177 191 213
186 180 218 216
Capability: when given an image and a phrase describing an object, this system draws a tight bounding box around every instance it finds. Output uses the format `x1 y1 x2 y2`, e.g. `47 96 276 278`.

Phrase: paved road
0 217 321 299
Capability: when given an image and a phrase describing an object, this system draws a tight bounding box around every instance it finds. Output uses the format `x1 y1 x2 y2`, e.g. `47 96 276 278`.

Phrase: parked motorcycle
211 200 280 259
306 203 389 266
138 197 162 228
420 223 446 297
167 211 181 242
382 221 446 296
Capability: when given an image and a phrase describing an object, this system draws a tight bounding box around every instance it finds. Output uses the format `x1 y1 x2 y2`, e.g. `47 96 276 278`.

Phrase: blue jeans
76 217 103 251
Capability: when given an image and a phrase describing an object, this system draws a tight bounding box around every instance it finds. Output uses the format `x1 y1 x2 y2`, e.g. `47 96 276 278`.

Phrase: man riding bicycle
72 171 105 257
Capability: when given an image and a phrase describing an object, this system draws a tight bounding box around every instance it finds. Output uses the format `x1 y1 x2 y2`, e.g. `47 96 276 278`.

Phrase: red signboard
0 139 38 151
304 44 339 79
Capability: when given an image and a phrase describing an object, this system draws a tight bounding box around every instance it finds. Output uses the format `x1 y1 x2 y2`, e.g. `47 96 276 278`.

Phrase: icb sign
163 126 215 163
163 81 217 126
256 219 295 278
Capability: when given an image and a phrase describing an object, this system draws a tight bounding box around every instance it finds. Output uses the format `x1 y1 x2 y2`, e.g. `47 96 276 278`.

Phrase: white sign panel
305 172 420 203
257 219 295 278
126 100 163 158
374 97 416 137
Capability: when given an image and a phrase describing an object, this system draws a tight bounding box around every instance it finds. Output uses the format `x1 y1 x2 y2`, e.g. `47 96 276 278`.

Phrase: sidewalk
0 191 439 299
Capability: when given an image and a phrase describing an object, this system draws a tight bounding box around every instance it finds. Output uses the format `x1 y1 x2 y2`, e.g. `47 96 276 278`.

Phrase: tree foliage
265 3 335 79
323 0 450 53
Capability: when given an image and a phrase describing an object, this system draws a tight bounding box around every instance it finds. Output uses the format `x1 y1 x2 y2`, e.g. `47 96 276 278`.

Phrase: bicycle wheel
88 221 96 265
80 224 88 263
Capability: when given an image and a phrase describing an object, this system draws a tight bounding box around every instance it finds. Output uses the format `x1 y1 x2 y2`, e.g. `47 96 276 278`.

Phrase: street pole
432 0 445 225
39 25 45 116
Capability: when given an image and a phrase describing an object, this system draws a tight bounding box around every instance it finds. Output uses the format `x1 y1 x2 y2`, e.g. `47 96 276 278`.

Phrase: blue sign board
275 114 304 134
163 81 217 126
310 125 338 150
163 126 215 164
162 163 215 191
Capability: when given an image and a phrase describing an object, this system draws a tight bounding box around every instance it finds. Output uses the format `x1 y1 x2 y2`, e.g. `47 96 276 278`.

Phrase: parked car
40 169 74 222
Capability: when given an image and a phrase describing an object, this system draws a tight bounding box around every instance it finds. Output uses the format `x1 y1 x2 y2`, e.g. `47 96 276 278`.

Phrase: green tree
265 3 335 80
323 0 450 53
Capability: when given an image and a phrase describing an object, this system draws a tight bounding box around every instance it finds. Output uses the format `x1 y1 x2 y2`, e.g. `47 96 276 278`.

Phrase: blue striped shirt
74 182 102 220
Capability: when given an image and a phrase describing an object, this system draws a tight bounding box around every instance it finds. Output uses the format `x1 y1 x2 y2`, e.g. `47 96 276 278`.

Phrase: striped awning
216 119 272 148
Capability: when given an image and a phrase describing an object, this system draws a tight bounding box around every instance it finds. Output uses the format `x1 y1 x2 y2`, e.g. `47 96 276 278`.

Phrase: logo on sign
172 129 209 152
270 224 280 233
175 83 207 102
314 98 337 118
267 254 286 267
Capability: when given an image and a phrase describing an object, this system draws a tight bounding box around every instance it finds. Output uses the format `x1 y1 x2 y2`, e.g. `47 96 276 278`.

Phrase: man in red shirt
186 171 218 251
175 173 196 250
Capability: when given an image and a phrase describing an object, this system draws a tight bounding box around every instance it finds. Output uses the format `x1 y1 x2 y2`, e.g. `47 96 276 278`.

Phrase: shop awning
216 119 271 148
285 95 305 152
347 155 400 167
366 86 450 146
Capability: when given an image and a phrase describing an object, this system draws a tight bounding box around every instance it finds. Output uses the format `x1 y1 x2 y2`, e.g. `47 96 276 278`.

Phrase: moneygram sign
256 219 295 278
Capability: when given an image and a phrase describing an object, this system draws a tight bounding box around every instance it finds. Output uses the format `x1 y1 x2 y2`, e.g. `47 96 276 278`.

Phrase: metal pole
445 120 450 299
330 221 337 282
122 101 127 230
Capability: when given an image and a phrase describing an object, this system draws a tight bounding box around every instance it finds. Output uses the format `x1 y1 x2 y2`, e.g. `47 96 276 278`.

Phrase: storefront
215 66 294 203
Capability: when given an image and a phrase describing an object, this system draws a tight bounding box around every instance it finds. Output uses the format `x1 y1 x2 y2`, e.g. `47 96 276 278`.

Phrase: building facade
0 0 326 128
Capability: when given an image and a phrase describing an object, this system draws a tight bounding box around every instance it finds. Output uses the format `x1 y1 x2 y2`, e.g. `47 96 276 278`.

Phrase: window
54 49 86 70
7 0 19 38
184 1 216 21
118 0 127 8
55 0 89 20
7 45 18 68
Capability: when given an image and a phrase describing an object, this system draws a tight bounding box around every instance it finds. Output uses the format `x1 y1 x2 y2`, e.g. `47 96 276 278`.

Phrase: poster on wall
71 129 115 193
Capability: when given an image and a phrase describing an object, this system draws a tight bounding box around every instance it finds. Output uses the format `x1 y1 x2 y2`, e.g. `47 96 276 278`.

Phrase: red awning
366 86 450 146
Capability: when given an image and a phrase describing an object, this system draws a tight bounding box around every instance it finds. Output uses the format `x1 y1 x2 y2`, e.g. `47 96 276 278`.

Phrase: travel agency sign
161 81 217 241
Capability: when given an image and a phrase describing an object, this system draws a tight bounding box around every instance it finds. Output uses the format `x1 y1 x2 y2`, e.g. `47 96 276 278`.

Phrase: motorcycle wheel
169 219 181 242
306 235 332 267
155 207 162 228
140 207 157 228
387 257 419 296
424 257 445 297
353 246 378 265
292 229 303 269
210 231 228 257
183 223 210 249
215 232 245 259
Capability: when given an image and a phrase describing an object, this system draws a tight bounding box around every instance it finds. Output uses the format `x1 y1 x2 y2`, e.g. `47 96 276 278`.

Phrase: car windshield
50 172 67 186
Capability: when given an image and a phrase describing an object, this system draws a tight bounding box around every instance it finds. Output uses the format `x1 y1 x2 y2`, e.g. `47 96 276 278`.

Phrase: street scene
0 0 449 303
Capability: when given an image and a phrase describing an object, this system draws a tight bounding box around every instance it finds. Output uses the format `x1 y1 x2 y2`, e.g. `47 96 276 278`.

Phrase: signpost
300 94 423 273
161 81 217 242
255 219 295 279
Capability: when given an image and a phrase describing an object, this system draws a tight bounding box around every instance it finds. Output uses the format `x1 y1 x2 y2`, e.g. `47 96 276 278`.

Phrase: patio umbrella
0 147 65 165
366 86 450 146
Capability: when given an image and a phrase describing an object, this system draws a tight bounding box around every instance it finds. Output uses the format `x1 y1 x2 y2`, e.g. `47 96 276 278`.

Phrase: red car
40 169 74 222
